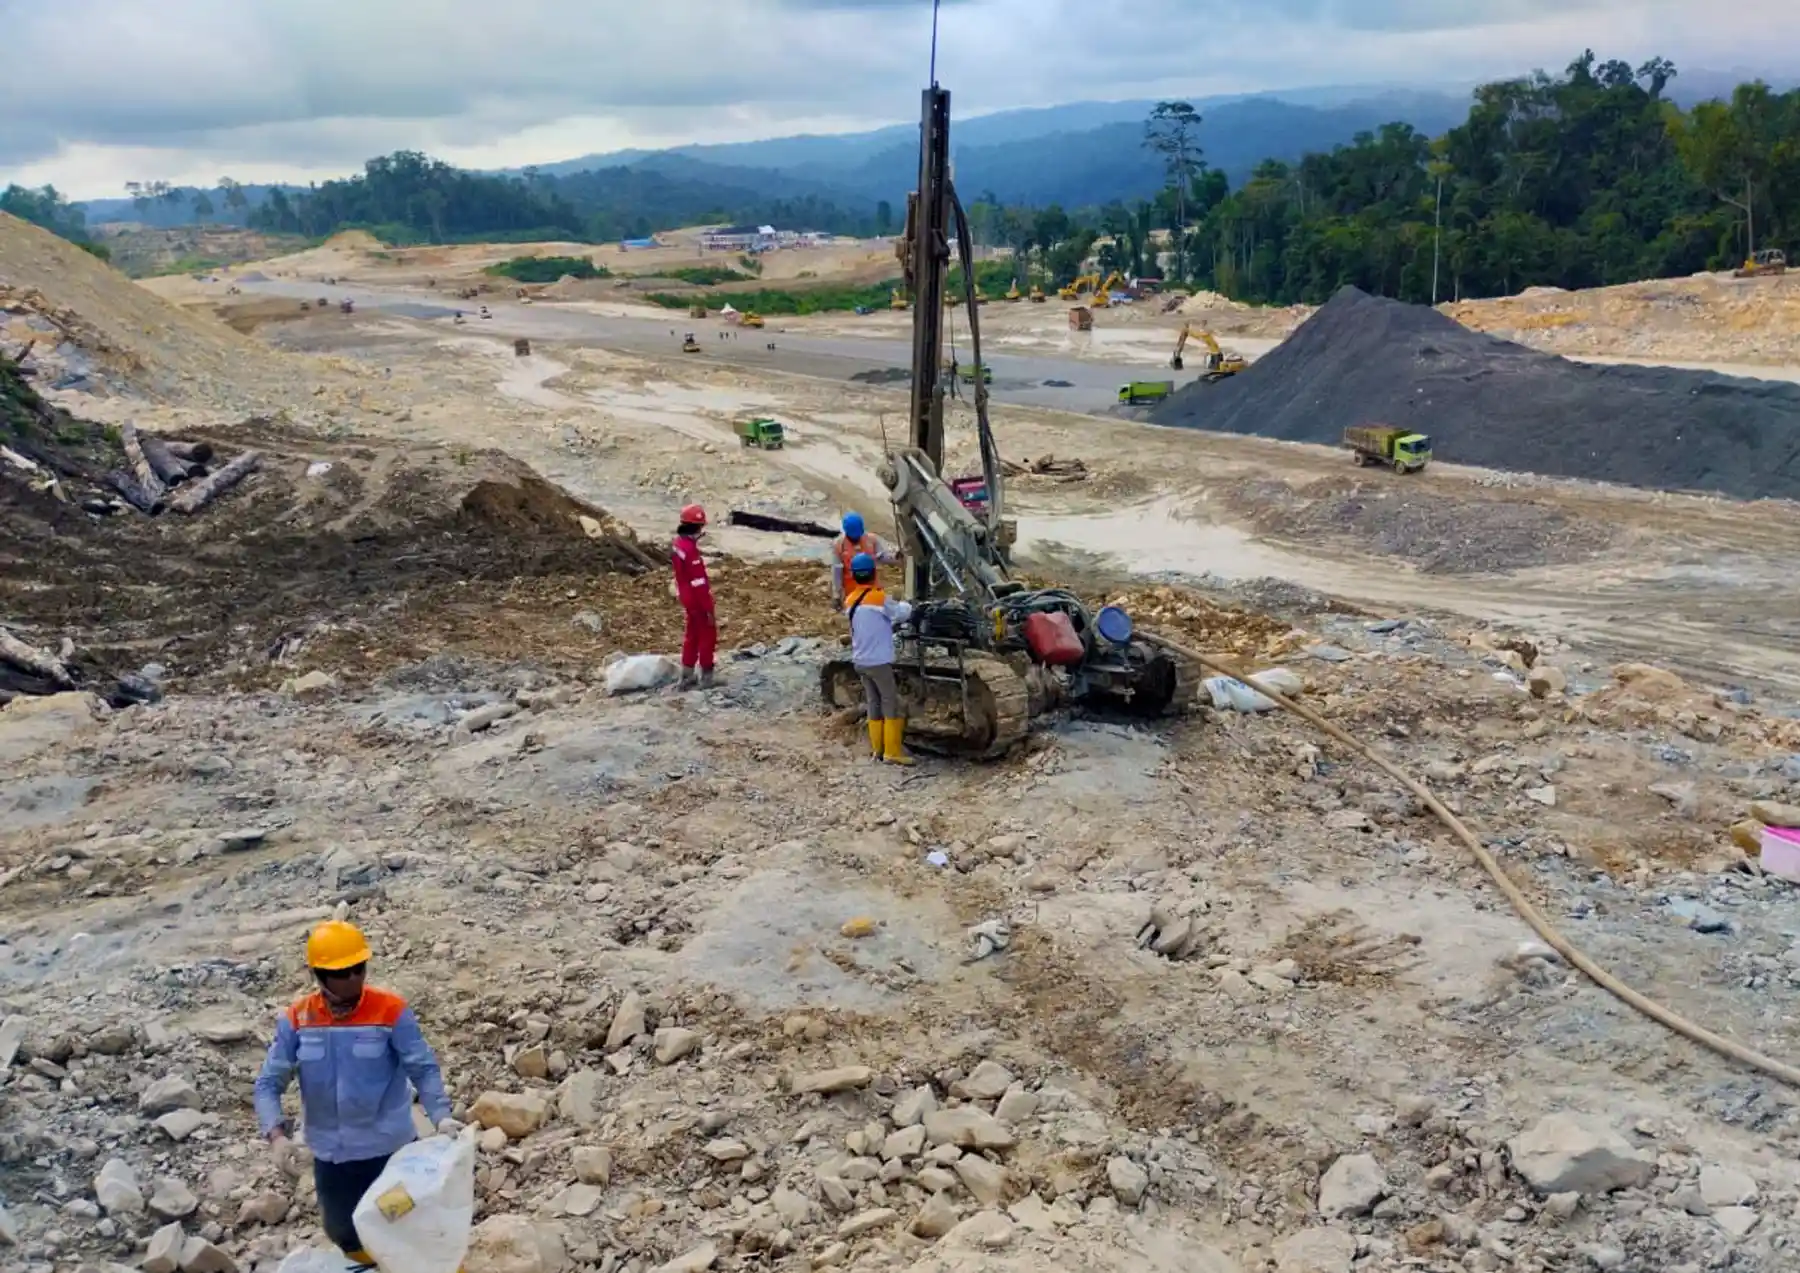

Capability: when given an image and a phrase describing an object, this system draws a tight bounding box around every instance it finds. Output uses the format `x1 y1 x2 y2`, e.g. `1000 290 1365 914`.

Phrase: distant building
699 224 831 252
700 224 778 252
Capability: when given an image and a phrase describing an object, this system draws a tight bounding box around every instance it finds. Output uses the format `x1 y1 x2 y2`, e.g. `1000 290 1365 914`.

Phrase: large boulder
1508 1115 1653 1195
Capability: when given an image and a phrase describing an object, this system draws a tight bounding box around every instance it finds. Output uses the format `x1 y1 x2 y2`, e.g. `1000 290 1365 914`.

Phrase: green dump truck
1117 380 1175 406
734 417 786 450
1343 424 1431 473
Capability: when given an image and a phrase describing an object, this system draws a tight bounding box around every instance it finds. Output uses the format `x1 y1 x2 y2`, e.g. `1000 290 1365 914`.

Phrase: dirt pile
1446 271 1800 366
1150 286 1800 500
0 213 310 407
2 413 669 693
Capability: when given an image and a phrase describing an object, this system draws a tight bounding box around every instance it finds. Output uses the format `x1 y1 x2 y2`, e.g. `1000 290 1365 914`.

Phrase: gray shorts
857 664 900 720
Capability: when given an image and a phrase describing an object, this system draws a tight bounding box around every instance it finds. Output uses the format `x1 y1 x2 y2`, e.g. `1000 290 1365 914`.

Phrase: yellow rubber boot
882 718 915 766
866 718 884 759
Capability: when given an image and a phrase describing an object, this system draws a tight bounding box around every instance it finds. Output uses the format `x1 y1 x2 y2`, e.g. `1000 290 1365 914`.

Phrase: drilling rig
818 79 1194 758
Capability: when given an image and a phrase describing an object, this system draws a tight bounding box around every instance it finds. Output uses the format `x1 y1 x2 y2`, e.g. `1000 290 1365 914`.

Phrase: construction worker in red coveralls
253 921 456 1268
830 511 899 607
672 503 717 689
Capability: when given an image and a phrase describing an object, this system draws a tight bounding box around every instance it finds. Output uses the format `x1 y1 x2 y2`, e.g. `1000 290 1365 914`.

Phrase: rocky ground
9 572 1800 1273
9 213 1800 1273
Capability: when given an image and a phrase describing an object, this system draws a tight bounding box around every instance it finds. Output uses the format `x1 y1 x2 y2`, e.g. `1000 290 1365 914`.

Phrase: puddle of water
1015 497 1306 581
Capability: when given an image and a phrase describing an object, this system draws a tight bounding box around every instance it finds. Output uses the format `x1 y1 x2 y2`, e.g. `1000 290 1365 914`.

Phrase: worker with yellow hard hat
253 921 456 1268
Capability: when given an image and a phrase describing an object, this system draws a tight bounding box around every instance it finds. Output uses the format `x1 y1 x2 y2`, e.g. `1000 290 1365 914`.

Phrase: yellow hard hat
306 920 372 971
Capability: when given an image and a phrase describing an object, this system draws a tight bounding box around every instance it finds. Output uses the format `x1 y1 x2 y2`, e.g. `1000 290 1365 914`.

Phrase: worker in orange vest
845 552 914 764
830 512 899 606
254 921 456 1267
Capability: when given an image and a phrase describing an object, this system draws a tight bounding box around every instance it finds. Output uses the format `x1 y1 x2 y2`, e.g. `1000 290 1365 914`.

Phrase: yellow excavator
1005 282 1021 302
1028 286 1045 303
1059 272 1100 301
741 311 766 329
890 288 910 311
1090 272 1127 308
1172 324 1248 381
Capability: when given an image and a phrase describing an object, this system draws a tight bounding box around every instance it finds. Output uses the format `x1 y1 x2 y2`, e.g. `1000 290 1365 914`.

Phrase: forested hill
5 53 1793 309
1178 54 1798 305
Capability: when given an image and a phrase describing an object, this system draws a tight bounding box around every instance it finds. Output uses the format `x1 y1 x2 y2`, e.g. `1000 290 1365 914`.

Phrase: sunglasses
317 963 367 983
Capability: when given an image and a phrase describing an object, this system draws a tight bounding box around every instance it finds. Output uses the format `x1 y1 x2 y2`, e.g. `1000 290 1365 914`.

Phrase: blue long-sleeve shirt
254 986 451 1164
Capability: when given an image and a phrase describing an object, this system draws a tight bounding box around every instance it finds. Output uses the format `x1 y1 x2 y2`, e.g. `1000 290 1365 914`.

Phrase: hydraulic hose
1149 637 1800 1090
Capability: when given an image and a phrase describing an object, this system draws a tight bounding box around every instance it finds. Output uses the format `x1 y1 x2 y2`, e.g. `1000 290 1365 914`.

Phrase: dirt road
226 305 1800 700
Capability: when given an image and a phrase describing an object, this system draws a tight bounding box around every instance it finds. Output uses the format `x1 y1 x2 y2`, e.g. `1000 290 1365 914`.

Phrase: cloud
3 0 1796 196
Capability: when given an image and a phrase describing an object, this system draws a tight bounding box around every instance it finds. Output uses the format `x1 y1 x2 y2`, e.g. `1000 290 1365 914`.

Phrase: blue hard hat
842 511 865 540
850 552 876 579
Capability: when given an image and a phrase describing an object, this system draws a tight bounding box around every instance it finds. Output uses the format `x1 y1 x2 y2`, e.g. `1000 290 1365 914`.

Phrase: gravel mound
1150 286 1800 501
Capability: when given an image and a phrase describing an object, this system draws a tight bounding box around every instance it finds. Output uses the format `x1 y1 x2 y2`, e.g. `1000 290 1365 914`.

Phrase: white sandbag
275 1250 354 1273
1247 667 1303 698
351 1132 476 1273
1203 676 1275 714
604 654 678 695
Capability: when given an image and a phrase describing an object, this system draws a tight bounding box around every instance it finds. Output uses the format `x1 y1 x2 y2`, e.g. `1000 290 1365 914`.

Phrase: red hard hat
680 503 707 526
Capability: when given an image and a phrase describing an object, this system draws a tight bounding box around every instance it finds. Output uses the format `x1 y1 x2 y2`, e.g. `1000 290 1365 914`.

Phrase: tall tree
1145 101 1203 279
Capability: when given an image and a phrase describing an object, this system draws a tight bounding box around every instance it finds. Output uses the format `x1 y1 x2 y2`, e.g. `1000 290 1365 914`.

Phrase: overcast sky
4 0 1797 199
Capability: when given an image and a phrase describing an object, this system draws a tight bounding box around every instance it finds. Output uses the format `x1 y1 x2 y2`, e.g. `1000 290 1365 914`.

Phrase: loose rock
653 1026 701 1065
138 1074 201 1116
1273 1227 1358 1273
94 1158 144 1216
1317 1152 1387 1219
604 992 646 1050
951 1060 1015 1101
1507 1115 1653 1195
924 1108 1017 1150
1106 1156 1149 1208
1699 1164 1756 1208
792 1066 874 1095
149 1177 199 1220
466 1215 568 1273
572 1146 613 1185
954 1154 1009 1207
470 1090 549 1140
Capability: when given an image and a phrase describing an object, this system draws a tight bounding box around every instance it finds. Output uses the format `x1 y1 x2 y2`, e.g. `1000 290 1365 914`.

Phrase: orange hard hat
680 503 707 526
305 920 372 971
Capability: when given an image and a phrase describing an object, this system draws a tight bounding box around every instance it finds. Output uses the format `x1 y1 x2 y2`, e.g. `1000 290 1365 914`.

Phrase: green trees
1173 53 1800 305
248 151 591 243
251 152 886 246
1 184 109 258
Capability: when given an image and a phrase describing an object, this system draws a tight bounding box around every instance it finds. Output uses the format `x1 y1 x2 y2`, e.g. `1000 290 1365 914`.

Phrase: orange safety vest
837 534 881 589
844 583 885 616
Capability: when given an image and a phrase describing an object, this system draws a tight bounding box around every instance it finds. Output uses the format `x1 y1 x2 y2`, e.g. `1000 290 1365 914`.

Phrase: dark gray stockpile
1149 286 1800 501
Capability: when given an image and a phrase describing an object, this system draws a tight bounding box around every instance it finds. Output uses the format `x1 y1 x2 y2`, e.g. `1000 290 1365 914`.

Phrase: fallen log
168 450 261 514
0 626 74 688
120 423 168 504
139 432 195 486
163 439 215 466
107 469 165 514
726 509 836 539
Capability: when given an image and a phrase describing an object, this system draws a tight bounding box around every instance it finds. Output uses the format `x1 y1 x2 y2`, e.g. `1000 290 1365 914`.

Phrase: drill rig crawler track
819 72 1196 758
